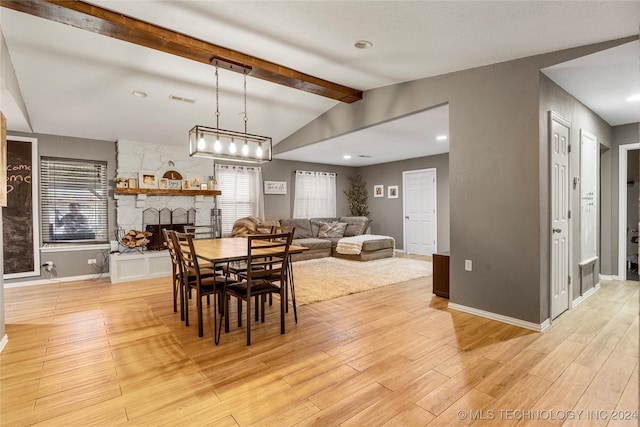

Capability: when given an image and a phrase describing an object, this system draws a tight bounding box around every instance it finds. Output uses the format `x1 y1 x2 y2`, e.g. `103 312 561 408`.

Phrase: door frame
549 111 572 320
402 168 437 254
618 143 640 280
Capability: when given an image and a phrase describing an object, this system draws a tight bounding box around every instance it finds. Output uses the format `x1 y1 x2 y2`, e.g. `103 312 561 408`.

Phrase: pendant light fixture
189 59 272 163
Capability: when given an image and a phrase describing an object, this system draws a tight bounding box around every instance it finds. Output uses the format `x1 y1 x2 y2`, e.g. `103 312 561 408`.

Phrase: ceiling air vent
169 95 195 104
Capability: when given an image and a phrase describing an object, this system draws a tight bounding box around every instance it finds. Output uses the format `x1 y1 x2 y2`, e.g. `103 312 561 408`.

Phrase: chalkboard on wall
3 136 40 278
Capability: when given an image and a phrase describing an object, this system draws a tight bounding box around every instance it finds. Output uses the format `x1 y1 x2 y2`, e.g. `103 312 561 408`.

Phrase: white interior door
403 169 436 255
550 112 571 319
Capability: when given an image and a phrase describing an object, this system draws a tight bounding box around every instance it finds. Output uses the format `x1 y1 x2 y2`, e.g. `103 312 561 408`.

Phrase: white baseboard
0 334 8 353
448 302 550 332
4 273 109 288
571 283 600 308
599 274 620 281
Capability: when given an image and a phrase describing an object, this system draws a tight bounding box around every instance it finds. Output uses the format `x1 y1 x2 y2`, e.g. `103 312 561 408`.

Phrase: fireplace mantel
115 188 221 196
115 187 220 208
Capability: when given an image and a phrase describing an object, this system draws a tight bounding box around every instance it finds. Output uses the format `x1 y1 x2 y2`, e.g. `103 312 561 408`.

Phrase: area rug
291 256 432 305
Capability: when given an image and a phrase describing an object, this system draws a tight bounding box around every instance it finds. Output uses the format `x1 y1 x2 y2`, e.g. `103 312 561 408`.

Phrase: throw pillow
317 221 348 238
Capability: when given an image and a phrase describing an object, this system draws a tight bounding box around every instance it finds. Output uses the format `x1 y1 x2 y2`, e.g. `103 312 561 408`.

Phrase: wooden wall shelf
115 188 221 196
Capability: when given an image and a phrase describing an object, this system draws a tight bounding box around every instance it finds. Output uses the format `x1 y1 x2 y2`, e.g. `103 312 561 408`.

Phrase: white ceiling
1 1 638 166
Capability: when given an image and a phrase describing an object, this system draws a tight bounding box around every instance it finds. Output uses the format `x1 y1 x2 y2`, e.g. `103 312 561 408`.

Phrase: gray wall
4 132 117 285
261 159 358 220
358 153 449 251
539 75 613 299
276 37 634 324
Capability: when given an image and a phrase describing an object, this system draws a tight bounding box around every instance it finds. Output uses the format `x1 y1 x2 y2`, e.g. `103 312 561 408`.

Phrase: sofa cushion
310 217 339 236
339 216 370 237
280 218 313 239
317 221 348 238
292 237 331 251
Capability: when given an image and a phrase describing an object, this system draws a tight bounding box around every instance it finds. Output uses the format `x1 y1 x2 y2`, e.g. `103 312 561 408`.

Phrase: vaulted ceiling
1 1 638 166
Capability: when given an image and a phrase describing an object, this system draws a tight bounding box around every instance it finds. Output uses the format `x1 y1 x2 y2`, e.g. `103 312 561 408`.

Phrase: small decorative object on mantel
128 178 138 188
139 171 157 189
116 177 128 188
162 170 183 189
208 176 217 190
188 174 202 189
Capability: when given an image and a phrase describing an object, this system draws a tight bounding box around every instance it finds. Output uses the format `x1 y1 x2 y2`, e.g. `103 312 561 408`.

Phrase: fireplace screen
142 207 196 250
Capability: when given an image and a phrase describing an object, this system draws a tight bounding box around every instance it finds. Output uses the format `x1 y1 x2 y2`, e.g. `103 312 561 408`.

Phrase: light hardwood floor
1 261 638 426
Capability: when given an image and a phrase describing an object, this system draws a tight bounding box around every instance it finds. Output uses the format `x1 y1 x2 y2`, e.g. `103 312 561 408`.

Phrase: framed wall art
388 185 398 199
139 171 157 188
264 180 287 195
188 174 202 189
374 184 384 198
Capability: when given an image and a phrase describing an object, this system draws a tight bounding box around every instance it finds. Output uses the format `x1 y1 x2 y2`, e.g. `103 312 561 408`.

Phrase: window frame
40 156 109 244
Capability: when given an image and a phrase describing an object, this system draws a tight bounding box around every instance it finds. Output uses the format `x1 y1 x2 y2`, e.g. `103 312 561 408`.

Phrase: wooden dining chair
174 231 233 344
226 225 275 280
225 232 293 345
271 226 297 322
163 229 186 320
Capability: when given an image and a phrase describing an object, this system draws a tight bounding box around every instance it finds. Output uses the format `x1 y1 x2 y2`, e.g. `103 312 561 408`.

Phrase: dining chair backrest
183 224 217 239
163 228 184 315
163 229 180 267
273 225 294 236
246 232 293 281
254 225 275 235
174 231 203 278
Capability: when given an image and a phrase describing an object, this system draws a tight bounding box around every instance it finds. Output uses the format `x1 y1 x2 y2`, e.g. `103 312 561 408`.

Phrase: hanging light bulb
256 143 263 158
229 137 237 154
242 140 249 156
197 132 206 150
214 135 222 152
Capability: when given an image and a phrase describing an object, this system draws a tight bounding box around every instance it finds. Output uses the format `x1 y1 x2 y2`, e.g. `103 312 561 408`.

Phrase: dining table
191 237 307 321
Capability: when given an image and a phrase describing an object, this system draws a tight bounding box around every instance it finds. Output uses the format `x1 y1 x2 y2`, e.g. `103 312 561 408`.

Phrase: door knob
552 228 561 233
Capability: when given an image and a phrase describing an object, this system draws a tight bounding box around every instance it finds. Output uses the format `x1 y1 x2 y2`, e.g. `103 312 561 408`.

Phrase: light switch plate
465 259 472 271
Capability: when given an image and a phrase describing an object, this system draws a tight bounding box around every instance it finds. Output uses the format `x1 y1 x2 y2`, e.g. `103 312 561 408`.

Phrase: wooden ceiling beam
2 0 363 103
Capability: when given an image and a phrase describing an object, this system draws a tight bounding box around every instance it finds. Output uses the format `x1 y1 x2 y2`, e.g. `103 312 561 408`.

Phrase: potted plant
344 173 369 217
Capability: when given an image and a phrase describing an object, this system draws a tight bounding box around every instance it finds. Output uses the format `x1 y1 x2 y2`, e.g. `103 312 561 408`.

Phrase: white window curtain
293 170 336 218
215 164 264 236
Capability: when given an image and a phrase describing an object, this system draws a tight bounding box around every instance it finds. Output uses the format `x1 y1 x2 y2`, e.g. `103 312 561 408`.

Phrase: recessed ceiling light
354 40 373 49
626 93 640 102
131 90 147 98
436 135 448 141
343 155 352 159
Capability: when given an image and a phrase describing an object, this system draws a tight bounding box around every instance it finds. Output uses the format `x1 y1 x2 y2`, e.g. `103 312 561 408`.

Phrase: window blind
40 157 108 243
215 164 264 236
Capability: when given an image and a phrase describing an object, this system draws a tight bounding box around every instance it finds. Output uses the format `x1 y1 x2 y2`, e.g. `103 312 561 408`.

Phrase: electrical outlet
43 261 53 271
88 259 97 265
465 259 473 271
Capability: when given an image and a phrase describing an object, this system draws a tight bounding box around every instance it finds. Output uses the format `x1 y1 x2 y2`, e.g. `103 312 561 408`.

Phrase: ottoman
333 235 395 261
